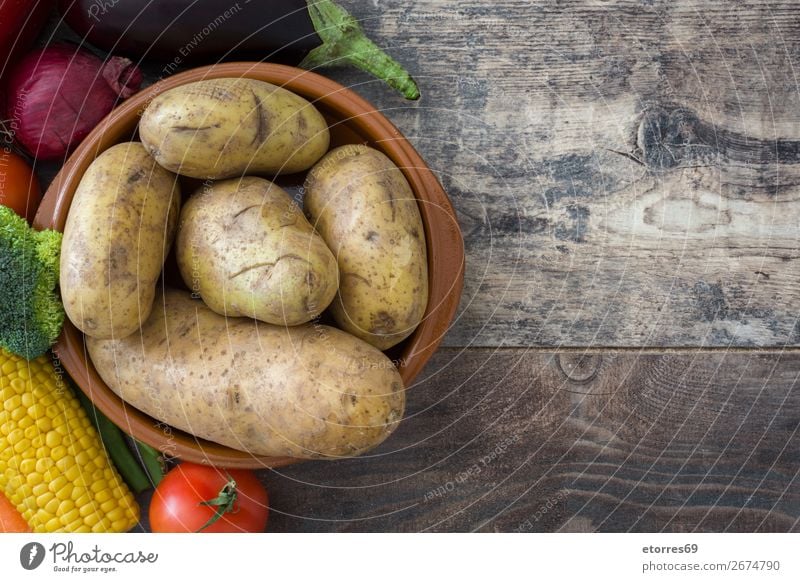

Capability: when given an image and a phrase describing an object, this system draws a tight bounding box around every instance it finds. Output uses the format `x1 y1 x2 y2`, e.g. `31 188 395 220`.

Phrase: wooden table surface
55 0 800 532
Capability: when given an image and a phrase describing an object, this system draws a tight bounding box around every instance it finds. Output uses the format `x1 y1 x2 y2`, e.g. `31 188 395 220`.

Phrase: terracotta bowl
33 63 464 469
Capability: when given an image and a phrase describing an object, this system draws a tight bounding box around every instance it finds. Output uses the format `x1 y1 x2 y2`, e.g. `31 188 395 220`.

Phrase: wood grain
322 0 800 348
241 349 800 532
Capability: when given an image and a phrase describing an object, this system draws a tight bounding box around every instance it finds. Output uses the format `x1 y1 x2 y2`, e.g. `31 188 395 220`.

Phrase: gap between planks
438 346 800 354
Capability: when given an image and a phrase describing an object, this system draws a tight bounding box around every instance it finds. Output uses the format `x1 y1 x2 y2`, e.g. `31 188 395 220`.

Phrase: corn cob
0 348 139 532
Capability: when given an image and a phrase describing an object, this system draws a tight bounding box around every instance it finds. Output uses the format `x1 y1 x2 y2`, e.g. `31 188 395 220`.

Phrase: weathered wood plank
323 0 800 347
245 348 800 532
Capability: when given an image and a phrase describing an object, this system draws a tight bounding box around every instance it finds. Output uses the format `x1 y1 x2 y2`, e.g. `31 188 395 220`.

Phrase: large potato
176 177 338 326
139 78 329 179
304 145 428 350
86 289 405 459
60 142 180 340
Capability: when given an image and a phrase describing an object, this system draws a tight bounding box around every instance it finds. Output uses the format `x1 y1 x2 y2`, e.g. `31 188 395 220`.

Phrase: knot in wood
556 354 602 384
637 106 702 171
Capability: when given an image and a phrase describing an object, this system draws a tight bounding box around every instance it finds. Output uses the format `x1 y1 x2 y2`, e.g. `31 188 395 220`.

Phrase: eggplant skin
59 0 321 63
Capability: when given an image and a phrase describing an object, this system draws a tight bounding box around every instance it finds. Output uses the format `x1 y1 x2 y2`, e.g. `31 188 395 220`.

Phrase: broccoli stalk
0 206 64 360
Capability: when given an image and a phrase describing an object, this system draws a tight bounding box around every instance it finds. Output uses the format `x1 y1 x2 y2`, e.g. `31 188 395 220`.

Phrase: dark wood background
50 0 800 532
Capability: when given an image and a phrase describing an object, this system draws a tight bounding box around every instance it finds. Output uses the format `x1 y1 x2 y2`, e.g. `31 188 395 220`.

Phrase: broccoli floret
0 205 64 360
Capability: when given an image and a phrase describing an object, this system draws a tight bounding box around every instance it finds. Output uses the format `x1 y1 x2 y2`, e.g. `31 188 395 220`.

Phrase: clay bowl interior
33 63 465 469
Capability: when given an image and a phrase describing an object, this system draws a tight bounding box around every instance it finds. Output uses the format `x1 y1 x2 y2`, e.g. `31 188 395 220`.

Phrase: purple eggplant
59 0 419 99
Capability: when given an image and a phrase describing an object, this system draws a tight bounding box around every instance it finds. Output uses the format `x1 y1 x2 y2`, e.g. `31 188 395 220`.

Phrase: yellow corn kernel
35 457 54 474
21 490 40 512
78 434 96 450
73 450 91 467
48 475 68 493
34 417 52 432
10 378 27 393
37 393 56 408
64 464 82 483
0 349 139 533
28 510 51 528
94 489 112 504
28 402 46 419
55 484 74 502
34 370 51 384
104 505 124 521
51 445 68 462
17 415 34 430
7 428 24 446
84 511 101 528
45 430 61 449
4 394 21 412
26 472 44 487
58 498 75 514
60 507 82 527
44 496 60 515
23 425 39 440
78 503 96 518
31 482 49 498
44 404 61 421
19 458 36 474
6 475 24 492
71 486 88 503
92 516 113 533
13 437 31 454
112 518 134 532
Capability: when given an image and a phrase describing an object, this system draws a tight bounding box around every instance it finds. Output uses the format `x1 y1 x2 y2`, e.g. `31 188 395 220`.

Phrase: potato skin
304 145 429 350
86 289 406 459
139 78 330 179
176 177 338 326
60 142 180 340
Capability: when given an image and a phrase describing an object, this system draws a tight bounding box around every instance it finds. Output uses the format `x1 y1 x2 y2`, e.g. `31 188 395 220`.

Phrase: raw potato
304 145 429 350
60 142 180 340
139 78 330 179
176 177 338 325
86 289 406 459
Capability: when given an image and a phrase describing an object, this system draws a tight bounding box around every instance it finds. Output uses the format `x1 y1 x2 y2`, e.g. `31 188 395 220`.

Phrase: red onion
4 44 142 160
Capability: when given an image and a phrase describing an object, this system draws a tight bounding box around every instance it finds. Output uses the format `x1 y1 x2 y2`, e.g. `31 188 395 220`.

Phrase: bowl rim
34 62 465 469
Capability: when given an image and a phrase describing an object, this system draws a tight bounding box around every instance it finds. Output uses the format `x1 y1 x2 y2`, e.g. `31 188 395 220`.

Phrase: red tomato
0 149 40 223
0 490 30 533
149 463 269 533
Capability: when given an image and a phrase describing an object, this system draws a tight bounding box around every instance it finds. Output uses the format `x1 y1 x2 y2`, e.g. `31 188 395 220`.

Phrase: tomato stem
196 474 238 532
